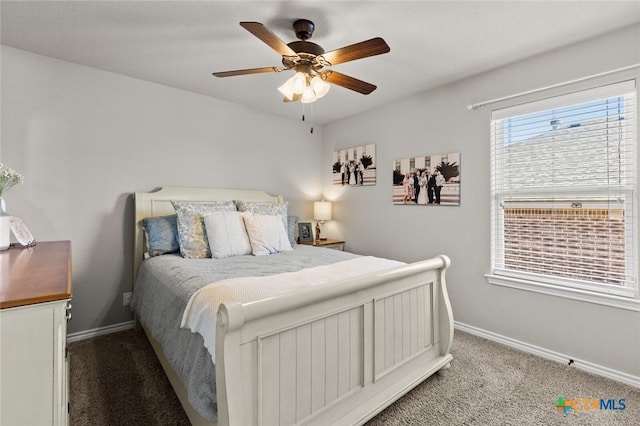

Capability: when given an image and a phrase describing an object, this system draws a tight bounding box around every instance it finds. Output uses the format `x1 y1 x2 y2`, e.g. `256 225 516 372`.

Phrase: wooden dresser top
0 241 72 309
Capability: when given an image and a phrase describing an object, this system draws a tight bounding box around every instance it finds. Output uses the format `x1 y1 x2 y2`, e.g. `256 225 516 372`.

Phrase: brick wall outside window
503 207 626 285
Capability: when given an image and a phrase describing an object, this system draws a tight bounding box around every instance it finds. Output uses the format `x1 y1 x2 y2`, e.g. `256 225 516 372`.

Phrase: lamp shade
277 80 295 100
310 75 330 98
301 86 318 104
291 72 307 94
314 201 332 221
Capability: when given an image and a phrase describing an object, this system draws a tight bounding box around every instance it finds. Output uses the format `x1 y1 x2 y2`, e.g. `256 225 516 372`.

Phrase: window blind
490 80 637 297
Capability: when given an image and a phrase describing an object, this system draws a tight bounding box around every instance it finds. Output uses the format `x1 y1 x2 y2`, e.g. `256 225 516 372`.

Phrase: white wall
1 46 323 333
323 24 640 378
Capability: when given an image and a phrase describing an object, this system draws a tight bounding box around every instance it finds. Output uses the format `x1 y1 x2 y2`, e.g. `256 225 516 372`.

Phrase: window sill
486 274 640 312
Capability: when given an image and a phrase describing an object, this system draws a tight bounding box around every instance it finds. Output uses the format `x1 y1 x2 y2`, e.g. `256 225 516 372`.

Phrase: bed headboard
133 186 283 284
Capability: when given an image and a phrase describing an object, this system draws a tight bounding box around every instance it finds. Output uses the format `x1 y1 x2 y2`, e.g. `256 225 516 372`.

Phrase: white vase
0 198 10 250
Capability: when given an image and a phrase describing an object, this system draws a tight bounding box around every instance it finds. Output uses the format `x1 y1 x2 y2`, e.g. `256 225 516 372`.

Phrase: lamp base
319 237 327 241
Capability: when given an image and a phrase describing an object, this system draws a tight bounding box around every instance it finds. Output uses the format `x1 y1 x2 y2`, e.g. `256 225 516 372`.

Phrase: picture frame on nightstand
9 216 36 247
297 222 313 243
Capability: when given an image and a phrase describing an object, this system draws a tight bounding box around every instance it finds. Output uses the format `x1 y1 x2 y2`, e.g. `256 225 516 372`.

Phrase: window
488 81 638 308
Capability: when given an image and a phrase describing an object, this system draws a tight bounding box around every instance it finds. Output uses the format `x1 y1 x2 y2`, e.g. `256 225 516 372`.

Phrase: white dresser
0 241 72 426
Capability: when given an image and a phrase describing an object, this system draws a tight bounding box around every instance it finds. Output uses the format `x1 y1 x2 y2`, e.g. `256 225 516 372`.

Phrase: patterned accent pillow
141 214 180 257
234 201 288 234
287 215 299 246
171 200 236 258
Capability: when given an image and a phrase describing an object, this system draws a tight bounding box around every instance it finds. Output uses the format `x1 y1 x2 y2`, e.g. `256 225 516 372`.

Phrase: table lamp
313 200 332 241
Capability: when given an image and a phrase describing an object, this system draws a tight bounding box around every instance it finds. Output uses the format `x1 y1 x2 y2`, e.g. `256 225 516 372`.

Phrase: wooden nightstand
300 239 345 251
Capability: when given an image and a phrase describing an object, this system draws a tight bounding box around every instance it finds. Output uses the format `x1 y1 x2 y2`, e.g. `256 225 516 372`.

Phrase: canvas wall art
332 144 376 186
392 152 460 205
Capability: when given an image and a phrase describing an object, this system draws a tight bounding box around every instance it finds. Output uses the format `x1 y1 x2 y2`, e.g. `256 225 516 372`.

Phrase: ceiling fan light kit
278 70 330 104
213 19 390 104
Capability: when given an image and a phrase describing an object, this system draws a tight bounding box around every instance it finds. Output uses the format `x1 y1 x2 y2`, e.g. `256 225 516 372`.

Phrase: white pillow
242 212 293 256
204 211 252 259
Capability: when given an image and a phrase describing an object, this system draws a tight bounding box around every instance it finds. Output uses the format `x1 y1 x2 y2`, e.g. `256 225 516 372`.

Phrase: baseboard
66 320 639 387
454 321 640 388
67 320 135 343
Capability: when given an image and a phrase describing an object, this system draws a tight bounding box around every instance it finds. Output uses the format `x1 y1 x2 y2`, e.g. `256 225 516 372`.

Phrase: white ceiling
2 1 639 124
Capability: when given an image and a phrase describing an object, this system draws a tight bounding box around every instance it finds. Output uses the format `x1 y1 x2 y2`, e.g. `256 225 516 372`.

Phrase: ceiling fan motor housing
287 41 325 56
283 20 326 70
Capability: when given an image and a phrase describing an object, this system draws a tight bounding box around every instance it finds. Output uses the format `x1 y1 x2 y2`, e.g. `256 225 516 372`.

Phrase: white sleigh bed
132 186 454 426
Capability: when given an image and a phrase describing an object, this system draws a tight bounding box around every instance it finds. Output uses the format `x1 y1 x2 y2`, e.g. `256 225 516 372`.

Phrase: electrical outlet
122 292 132 306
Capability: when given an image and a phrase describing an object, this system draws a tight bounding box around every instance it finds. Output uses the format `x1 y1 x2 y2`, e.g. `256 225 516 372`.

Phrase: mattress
131 244 359 421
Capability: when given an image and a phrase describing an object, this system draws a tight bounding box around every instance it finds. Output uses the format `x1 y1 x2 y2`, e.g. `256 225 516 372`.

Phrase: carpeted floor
69 328 190 426
69 329 639 425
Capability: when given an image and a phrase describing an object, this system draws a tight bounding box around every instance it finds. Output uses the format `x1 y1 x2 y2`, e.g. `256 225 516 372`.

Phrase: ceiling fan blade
240 22 297 57
323 71 377 95
212 67 280 77
321 37 390 65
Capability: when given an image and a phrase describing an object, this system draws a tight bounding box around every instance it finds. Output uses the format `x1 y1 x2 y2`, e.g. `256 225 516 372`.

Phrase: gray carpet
69 329 639 425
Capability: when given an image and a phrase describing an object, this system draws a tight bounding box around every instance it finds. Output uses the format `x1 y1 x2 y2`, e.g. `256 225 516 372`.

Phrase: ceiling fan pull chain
300 103 314 133
307 103 315 134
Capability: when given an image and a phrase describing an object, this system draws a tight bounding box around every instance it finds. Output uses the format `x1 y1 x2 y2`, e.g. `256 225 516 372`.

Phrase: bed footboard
215 255 453 426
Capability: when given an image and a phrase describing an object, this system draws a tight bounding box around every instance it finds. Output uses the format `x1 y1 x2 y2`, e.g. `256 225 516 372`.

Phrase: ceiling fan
212 19 390 103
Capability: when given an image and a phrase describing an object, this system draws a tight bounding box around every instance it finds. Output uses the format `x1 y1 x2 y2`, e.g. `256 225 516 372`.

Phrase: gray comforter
131 245 358 421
